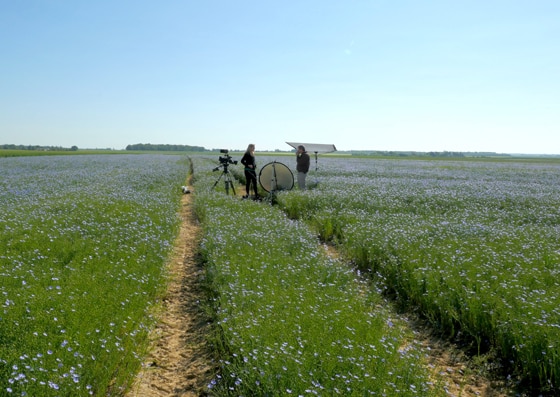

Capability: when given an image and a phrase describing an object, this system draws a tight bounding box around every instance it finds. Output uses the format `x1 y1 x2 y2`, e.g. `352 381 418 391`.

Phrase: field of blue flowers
273 155 560 394
192 155 445 396
3 152 559 396
1 154 188 396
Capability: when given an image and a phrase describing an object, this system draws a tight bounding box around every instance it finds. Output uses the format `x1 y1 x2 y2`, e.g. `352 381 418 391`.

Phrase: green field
2 153 559 395
1 154 188 395
274 155 560 394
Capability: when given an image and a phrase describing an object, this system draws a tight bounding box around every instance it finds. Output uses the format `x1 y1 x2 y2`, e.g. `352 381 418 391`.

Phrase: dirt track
126 184 515 397
127 188 213 397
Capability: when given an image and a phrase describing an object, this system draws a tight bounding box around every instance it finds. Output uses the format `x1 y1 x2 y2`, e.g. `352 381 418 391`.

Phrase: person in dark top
296 145 310 190
240 143 259 199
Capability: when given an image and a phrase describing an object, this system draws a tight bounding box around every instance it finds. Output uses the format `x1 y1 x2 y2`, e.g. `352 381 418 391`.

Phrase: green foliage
274 156 560 394
0 154 188 396
125 143 206 152
6 152 559 395
191 158 443 396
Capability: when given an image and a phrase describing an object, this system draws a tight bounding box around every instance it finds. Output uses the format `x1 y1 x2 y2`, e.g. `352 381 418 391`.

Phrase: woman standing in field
240 143 259 199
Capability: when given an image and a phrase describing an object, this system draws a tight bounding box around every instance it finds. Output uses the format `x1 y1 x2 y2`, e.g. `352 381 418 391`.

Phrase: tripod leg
215 169 237 196
223 171 236 195
212 172 224 189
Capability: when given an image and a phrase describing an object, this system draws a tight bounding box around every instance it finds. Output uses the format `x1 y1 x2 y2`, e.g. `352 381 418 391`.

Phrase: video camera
213 149 238 171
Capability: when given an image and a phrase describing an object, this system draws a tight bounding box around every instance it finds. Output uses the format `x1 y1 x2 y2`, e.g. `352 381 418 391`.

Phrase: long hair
245 144 255 156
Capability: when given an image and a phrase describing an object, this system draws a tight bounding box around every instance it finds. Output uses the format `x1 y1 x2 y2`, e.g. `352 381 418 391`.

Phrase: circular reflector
259 162 294 192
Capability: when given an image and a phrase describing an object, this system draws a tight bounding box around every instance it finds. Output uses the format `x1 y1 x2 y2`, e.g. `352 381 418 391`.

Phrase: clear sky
1 1 559 154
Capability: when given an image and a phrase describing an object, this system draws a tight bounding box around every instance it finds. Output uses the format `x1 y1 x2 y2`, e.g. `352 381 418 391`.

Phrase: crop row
274 156 560 393
3 152 558 395
0 154 188 396
191 155 448 396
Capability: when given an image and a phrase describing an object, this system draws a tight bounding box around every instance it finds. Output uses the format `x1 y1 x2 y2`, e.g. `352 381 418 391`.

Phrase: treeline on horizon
125 143 205 151
0 143 207 153
1 144 79 151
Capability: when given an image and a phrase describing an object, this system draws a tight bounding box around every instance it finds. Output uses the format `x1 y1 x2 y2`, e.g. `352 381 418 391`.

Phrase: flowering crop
0 154 188 396
276 156 560 393
191 156 445 396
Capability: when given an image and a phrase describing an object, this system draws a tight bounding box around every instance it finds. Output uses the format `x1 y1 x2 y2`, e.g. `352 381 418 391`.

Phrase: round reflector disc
259 161 294 192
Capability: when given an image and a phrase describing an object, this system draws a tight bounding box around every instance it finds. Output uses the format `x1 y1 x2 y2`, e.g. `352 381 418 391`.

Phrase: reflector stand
258 161 294 202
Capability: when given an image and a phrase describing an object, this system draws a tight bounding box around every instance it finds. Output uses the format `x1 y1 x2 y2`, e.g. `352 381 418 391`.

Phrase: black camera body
213 149 238 171
219 155 237 165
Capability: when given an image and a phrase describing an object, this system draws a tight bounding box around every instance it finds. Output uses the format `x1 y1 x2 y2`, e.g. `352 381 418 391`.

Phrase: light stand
313 151 319 185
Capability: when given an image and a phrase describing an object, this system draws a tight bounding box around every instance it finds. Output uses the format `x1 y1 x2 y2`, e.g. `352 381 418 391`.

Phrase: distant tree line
427 151 466 157
125 143 206 152
0 144 78 151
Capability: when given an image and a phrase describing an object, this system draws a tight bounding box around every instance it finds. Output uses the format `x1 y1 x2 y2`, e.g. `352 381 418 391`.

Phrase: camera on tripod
211 149 237 195
213 149 238 171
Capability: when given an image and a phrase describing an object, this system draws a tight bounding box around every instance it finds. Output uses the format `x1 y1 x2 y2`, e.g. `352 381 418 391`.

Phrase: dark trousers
245 170 258 196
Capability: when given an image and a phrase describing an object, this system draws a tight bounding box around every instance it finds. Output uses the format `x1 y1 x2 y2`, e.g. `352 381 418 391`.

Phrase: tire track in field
322 244 517 397
127 185 214 397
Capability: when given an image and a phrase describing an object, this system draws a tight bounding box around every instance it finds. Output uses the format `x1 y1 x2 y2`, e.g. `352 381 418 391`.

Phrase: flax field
2 152 559 396
1 154 187 396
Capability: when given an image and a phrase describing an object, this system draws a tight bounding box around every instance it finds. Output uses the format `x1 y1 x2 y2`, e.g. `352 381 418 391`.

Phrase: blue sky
1 1 559 153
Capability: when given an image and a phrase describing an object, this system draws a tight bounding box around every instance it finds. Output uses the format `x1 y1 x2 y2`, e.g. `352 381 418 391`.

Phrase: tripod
212 164 236 196
313 151 319 185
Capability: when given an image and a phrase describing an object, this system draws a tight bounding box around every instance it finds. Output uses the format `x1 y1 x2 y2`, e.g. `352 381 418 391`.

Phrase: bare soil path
127 187 213 397
127 184 517 397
